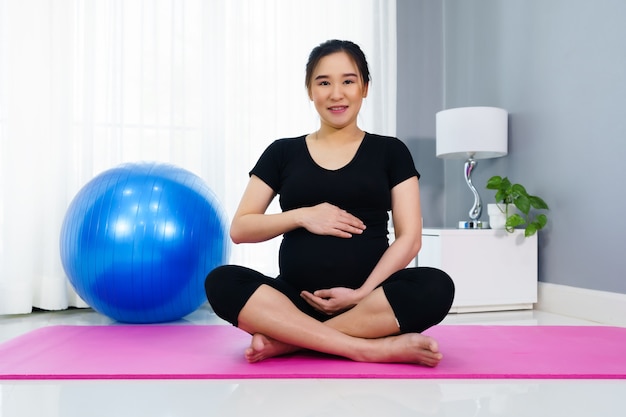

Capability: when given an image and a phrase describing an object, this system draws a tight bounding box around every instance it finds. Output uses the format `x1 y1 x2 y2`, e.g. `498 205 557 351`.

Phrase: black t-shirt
250 133 419 292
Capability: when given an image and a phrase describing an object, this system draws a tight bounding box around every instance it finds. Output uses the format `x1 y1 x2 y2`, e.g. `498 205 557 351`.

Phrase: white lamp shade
436 106 508 159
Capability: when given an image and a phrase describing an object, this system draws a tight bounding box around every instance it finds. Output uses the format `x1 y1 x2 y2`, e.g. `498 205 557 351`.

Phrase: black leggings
205 265 455 334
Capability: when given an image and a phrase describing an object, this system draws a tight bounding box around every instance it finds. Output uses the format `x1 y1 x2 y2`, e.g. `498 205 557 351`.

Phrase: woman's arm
230 175 366 244
358 175 422 294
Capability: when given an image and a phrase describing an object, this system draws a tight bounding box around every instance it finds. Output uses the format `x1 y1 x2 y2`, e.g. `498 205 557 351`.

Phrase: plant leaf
506 213 525 228
529 195 549 210
495 189 507 203
486 176 503 190
525 223 538 237
511 183 528 197
535 213 548 228
514 194 531 214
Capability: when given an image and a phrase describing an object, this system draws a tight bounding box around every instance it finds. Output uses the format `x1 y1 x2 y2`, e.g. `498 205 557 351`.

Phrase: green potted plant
486 175 549 237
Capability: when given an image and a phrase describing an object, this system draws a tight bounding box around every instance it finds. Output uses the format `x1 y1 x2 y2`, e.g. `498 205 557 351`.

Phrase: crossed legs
236 284 443 367
205 265 454 367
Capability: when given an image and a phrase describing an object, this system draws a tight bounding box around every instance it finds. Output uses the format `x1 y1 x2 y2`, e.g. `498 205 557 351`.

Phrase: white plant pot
488 203 513 230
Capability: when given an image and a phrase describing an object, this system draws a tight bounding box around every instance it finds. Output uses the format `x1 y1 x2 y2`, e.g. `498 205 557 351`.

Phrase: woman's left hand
300 287 364 315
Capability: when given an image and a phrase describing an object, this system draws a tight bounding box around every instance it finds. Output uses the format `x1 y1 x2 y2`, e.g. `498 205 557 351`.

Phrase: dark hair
305 40 371 92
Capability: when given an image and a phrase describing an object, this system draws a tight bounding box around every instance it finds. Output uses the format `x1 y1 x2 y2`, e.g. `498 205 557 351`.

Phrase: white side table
417 228 538 313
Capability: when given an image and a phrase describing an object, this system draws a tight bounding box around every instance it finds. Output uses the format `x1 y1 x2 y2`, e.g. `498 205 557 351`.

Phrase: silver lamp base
458 220 489 229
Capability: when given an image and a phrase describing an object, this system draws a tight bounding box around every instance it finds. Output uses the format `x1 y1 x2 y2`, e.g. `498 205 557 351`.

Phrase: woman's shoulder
364 132 409 150
259 135 306 155
363 133 419 179
271 135 307 145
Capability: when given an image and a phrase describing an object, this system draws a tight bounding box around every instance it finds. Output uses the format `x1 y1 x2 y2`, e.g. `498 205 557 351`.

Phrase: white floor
1 306 626 417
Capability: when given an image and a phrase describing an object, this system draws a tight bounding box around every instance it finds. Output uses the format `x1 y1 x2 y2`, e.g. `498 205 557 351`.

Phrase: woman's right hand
299 203 365 238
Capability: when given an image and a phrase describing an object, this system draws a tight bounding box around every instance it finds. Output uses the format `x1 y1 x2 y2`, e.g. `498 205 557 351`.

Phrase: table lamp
436 106 508 229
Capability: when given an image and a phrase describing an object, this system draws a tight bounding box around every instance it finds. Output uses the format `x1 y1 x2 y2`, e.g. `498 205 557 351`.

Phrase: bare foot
244 332 443 367
361 333 443 367
244 333 301 363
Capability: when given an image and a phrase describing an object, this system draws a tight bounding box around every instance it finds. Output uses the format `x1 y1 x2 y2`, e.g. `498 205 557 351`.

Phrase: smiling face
308 51 369 131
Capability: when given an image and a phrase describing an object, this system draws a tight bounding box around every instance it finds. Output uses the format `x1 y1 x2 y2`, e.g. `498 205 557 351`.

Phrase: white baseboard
537 282 626 327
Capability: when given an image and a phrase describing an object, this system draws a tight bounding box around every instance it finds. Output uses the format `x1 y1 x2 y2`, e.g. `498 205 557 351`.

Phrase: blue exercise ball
60 162 230 323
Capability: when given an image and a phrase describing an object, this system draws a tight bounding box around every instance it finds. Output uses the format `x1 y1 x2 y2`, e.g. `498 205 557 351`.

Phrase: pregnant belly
278 232 387 292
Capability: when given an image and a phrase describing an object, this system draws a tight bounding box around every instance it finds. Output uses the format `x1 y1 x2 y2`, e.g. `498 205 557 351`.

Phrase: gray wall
397 0 626 294
396 0 445 228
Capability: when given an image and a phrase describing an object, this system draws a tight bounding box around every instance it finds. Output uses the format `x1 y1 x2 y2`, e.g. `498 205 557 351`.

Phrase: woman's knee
204 265 265 326
427 267 455 306
418 267 455 320
385 267 455 333
204 265 234 304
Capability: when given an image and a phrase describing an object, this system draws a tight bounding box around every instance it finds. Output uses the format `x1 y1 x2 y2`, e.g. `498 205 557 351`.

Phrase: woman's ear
362 83 369 98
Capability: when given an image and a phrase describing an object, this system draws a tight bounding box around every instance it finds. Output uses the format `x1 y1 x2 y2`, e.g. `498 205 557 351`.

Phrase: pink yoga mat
1 324 625 380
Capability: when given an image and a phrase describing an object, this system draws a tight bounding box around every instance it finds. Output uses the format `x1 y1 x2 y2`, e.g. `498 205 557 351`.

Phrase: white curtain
0 0 397 315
